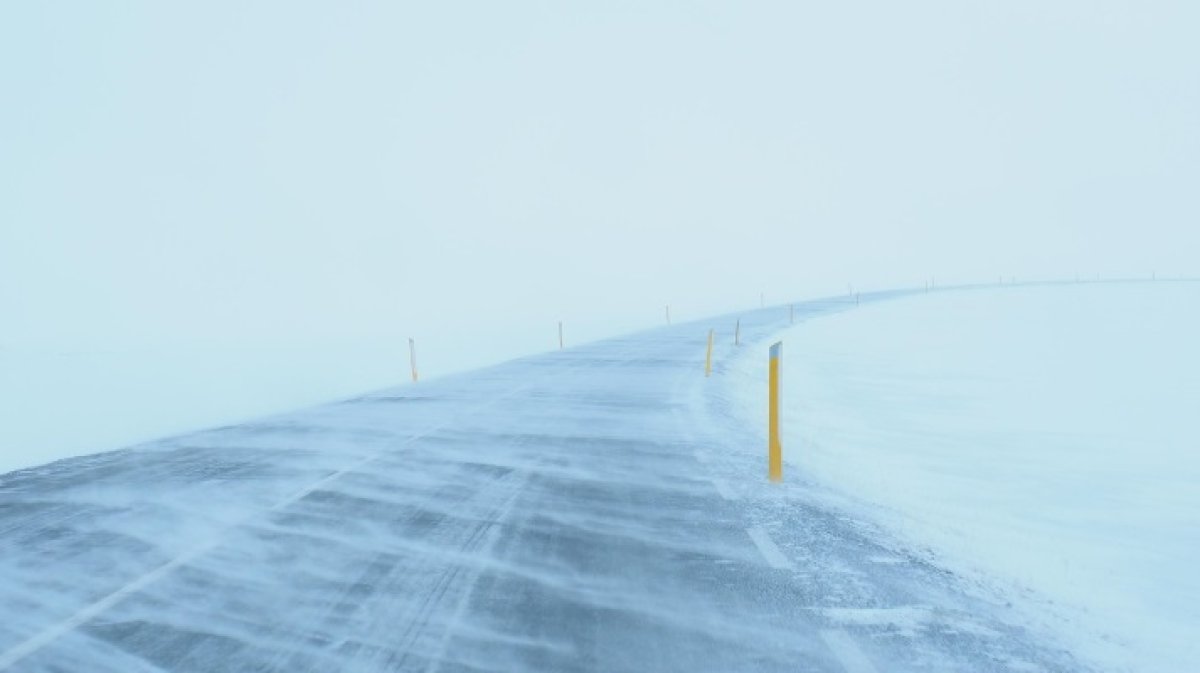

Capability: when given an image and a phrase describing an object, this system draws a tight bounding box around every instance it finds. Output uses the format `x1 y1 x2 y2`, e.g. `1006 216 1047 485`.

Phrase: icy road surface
1 290 1091 672
731 281 1200 673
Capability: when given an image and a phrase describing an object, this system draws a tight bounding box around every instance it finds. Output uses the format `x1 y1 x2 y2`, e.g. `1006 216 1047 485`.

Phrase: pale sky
3 1 1198 369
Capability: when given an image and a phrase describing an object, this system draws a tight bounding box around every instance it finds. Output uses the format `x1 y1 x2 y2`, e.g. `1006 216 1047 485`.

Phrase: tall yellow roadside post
409 337 419 383
705 329 714 377
768 342 783 481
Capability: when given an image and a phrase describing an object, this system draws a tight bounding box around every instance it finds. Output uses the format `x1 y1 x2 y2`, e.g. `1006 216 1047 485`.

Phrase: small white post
408 337 419 383
558 321 564 350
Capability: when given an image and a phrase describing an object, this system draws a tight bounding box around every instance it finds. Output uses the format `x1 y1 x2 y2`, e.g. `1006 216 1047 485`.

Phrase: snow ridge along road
0 288 1092 672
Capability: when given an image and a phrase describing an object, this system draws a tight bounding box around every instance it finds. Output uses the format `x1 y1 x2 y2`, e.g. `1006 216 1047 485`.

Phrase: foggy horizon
4 2 1197 362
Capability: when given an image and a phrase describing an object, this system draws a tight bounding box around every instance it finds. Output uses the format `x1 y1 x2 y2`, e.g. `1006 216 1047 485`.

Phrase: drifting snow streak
0 381 537 671
0 289 1092 672
737 281 1200 673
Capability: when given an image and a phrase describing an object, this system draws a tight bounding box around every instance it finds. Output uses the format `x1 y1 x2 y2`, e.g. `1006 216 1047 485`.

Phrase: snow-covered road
1 291 1091 672
730 281 1200 673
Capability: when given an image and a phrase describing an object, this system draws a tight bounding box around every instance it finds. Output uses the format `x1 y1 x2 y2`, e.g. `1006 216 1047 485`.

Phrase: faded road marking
820 629 880 673
747 526 793 570
710 478 736 501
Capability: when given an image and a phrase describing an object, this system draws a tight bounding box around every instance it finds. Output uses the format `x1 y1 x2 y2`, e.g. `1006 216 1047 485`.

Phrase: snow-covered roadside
729 282 1200 673
0 342 409 475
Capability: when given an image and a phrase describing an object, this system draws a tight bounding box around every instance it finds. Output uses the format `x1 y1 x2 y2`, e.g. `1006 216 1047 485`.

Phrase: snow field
730 282 1200 672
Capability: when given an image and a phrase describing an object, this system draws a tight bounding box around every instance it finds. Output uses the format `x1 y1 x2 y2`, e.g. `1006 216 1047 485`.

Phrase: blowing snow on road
730 281 1200 672
5 1 1198 670
9 284 1190 671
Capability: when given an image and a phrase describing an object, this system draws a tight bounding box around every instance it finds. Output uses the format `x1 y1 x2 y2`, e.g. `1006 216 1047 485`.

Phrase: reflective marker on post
768 341 783 482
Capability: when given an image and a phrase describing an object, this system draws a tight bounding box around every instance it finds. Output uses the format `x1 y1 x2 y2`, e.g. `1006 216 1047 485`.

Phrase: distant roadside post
408 338 419 383
558 321 564 350
705 329 714 378
735 319 741 346
768 342 783 482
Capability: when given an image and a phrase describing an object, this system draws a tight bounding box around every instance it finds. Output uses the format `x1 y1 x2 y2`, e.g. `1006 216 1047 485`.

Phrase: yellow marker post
768 341 783 482
735 319 741 346
705 329 714 377
408 337 419 383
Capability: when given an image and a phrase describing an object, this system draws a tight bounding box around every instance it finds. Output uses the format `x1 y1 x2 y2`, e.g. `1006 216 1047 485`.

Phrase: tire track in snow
0 370 564 671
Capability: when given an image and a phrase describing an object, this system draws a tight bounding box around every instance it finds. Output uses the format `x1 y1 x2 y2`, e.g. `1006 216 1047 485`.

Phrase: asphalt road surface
0 292 1091 672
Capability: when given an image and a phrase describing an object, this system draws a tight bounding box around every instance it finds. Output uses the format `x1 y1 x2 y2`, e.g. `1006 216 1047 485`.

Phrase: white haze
2 1 1197 470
